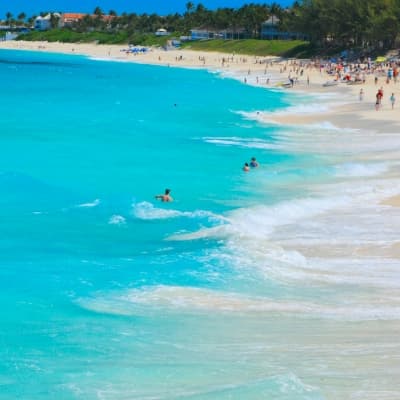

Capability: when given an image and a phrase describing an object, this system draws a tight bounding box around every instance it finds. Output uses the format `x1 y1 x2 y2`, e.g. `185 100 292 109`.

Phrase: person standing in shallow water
155 188 173 202
390 93 396 109
243 163 250 172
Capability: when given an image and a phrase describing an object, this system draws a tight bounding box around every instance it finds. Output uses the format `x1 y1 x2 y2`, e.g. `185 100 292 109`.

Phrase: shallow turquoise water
2 49 399 400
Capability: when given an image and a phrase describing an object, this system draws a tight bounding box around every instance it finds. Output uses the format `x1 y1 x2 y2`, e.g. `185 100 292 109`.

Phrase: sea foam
78 284 400 320
132 201 225 223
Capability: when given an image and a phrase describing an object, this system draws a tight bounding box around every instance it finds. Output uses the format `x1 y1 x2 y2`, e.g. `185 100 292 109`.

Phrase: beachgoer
359 88 364 101
375 94 380 111
250 157 259 168
155 188 173 202
390 93 396 109
243 163 250 172
377 88 383 108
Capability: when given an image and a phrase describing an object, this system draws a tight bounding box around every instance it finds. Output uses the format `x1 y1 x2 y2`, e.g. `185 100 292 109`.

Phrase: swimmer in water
155 188 173 202
250 157 259 168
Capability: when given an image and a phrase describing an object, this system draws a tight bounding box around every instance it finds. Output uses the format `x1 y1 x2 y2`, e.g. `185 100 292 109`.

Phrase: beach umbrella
375 56 387 62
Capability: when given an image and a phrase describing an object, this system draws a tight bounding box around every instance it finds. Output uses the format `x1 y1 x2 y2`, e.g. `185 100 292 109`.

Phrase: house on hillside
34 14 51 31
60 13 86 27
219 27 248 40
261 15 307 40
155 28 169 36
0 25 30 40
34 13 61 30
100 15 115 24
190 28 214 40
190 27 249 40
59 13 115 28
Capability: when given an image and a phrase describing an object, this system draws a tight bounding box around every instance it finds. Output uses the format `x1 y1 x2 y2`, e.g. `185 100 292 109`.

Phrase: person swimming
155 188 173 202
250 157 259 168
243 162 250 172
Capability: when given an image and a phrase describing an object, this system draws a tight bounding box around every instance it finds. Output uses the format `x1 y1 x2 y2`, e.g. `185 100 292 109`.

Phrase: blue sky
1 0 293 18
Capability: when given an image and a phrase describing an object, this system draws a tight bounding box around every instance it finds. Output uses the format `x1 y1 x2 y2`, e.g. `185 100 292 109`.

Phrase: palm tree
185 2 195 13
93 6 103 16
50 13 61 29
6 12 13 26
237 4 265 38
17 12 26 26
184 1 195 32
28 15 36 27
193 3 211 26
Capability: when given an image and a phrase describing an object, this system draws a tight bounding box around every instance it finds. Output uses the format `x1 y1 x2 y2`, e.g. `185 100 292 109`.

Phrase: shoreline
2 40 400 207
2 40 400 126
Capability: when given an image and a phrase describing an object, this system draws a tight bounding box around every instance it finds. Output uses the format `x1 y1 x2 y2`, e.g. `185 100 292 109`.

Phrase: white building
34 14 51 30
155 28 169 36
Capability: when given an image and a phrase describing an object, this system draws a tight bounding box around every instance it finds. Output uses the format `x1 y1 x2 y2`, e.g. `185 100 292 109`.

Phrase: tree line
2 3 276 39
3 1 400 49
286 0 400 49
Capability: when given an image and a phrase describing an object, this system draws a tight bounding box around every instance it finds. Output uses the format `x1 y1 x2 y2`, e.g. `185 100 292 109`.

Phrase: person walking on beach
359 88 364 101
155 188 173 202
390 93 396 109
375 93 381 111
375 88 383 110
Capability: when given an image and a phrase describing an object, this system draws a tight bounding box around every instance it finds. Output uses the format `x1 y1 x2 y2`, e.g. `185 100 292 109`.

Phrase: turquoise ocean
1 49 400 399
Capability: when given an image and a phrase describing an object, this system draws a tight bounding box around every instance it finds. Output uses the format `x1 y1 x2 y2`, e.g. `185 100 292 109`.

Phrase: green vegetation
18 29 127 44
9 0 400 57
17 29 175 46
181 39 311 57
288 0 400 49
17 29 310 57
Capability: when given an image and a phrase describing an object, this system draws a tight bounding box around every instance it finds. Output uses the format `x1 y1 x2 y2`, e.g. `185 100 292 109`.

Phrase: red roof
62 13 115 22
62 13 86 20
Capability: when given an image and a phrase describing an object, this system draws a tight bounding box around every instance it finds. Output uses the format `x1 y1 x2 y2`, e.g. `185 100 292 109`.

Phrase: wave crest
132 201 225 222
